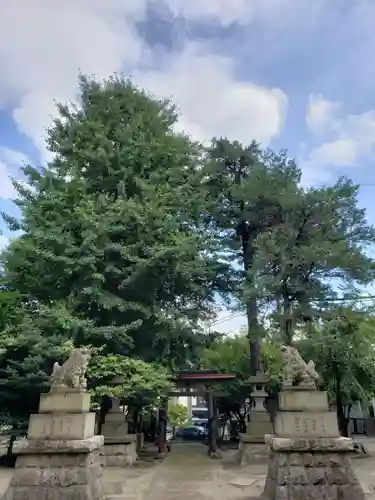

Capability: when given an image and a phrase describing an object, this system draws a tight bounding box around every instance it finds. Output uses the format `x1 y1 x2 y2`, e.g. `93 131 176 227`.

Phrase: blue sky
1 0 375 332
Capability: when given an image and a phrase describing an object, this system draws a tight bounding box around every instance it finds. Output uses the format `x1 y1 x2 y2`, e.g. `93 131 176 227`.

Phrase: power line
209 296 375 327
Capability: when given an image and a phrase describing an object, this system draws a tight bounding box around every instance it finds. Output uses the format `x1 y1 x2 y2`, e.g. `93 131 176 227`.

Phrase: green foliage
0 74 375 441
1 75 227 367
0 301 77 429
201 333 249 374
298 308 375 434
200 334 250 425
0 290 22 331
168 402 188 427
203 139 303 371
87 354 172 407
299 309 375 403
247 179 375 343
260 340 283 388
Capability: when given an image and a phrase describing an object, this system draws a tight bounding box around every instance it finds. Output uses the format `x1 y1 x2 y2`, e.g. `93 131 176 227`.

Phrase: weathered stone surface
4 381 105 499
4 449 104 499
278 390 329 412
264 449 366 500
16 450 101 468
49 347 91 393
28 412 96 440
238 441 269 465
39 392 90 414
104 434 136 444
238 421 273 465
102 441 137 467
274 410 339 438
265 436 354 452
13 435 103 455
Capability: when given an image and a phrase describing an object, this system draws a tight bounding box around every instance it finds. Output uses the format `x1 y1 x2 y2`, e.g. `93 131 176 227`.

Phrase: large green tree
203 139 301 372
247 179 375 343
1 76 228 366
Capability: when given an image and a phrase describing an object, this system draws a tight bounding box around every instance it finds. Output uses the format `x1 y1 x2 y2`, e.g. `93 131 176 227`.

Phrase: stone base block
238 440 269 465
136 432 144 451
274 411 339 438
39 391 91 414
3 446 104 499
28 412 96 440
102 440 137 467
263 436 366 500
102 422 128 437
104 412 127 424
245 420 274 439
279 390 329 412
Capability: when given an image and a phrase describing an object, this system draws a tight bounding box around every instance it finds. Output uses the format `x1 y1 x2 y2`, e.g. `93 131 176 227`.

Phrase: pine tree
203 139 301 373
247 178 375 342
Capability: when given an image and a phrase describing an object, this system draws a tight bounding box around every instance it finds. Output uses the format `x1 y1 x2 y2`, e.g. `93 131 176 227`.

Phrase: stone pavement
1 441 375 499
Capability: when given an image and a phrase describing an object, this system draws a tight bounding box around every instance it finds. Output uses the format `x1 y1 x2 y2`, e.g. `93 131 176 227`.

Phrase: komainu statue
50 347 91 392
280 345 320 390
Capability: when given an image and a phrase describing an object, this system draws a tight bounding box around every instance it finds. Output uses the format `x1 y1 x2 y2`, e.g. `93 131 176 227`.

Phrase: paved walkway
112 441 375 500
2 440 375 499
117 442 266 500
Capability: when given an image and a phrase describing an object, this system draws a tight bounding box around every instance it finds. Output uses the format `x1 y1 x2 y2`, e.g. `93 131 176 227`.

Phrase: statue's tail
52 361 61 377
307 360 319 379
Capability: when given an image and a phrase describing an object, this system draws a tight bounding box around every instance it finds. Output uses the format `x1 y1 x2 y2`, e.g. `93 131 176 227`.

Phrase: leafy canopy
1 75 227 366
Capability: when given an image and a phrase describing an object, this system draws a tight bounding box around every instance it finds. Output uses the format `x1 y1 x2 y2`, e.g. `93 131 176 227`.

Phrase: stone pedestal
101 401 137 466
239 372 273 464
103 435 137 466
263 388 366 499
3 390 104 500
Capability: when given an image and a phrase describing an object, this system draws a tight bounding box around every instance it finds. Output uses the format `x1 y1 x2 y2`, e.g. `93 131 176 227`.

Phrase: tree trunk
98 396 111 434
243 243 261 375
334 364 349 437
236 154 261 376
282 290 294 345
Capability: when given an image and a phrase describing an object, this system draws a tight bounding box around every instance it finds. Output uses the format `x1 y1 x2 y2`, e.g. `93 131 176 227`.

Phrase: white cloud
0 235 9 251
0 0 148 159
303 93 375 183
307 138 359 168
306 94 340 134
0 0 288 176
135 45 287 146
0 147 31 199
164 0 326 28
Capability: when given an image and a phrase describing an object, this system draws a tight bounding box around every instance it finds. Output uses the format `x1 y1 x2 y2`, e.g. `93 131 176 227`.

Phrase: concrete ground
1 440 375 498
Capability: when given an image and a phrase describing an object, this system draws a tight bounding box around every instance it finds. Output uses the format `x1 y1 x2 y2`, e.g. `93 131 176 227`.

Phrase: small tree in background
298 308 375 436
168 403 188 428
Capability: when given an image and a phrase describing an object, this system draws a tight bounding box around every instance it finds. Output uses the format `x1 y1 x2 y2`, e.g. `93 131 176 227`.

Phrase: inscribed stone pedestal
264 346 366 500
3 348 105 500
263 388 366 499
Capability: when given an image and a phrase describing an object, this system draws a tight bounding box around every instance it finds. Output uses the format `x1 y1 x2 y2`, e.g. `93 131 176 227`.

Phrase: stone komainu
280 345 319 389
50 347 91 392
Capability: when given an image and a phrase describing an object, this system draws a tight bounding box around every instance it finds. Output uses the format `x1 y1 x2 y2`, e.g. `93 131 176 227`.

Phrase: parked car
175 426 207 440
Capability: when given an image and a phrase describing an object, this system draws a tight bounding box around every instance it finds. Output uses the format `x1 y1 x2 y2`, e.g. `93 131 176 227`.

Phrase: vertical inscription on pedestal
318 416 326 435
291 415 328 435
311 418 317 432
294 416 301 434
303 418 309 434
286 413 334 436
